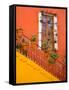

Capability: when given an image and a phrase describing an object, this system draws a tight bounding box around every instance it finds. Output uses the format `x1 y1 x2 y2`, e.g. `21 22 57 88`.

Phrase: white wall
0 0 68 90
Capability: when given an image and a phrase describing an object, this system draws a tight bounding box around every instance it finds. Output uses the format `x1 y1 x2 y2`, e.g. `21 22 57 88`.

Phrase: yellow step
16 51 59 84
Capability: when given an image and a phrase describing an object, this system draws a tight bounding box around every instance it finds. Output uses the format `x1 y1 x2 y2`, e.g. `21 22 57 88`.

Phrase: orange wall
16 6 66 56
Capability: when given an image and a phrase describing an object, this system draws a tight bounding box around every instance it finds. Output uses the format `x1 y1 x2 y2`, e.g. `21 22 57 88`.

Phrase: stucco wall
16 6 66 57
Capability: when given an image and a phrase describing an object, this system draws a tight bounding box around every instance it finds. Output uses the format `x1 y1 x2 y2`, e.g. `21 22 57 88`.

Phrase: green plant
16 44 19 49
31 35 36 42
42 40 48 52
48 53 59 64
16 44 22 49
50 53 59 59
42 40 47 48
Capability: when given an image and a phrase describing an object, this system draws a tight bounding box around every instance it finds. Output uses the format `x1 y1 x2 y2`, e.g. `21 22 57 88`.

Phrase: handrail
22 33 65 65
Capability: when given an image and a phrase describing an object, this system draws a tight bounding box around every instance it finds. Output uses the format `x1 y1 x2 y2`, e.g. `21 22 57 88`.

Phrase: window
38 11 58 51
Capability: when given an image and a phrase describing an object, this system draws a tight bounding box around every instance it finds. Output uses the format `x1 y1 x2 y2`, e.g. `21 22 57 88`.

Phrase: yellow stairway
16 51 59 84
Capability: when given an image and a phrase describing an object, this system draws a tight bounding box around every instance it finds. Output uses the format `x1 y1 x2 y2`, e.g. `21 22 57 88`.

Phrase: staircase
17 34 66 81
16 51 59 83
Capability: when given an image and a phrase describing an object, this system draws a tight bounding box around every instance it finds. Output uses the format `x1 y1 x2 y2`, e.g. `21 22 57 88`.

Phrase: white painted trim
54 16 58 50
38 32 42 41
38 12 42 49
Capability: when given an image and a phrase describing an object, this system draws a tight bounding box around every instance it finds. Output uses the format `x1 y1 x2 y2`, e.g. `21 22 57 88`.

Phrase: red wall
16 6 66 57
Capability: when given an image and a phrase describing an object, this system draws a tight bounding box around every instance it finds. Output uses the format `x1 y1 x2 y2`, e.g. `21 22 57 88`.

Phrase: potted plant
31 35 37 49
41 40 48 53
31 35 36 42
48 52 59 64
41 40 50 59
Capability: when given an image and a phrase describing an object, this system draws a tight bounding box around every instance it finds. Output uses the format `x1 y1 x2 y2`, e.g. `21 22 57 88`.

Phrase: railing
17 34 66 81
